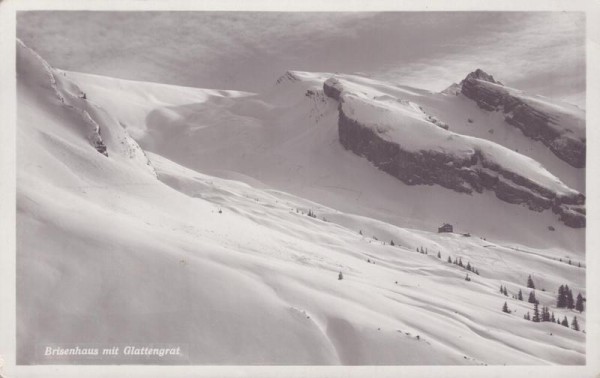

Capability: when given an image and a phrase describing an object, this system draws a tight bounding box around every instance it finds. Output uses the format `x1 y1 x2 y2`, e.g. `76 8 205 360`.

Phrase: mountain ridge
323 74 585 227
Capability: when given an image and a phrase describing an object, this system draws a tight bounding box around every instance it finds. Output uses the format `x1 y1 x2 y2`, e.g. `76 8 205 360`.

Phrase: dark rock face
338 109 476 194
461 68 502 86
275 71 301 85
460 70 585 168
323 78 343 101
93 139 108 156
325 82 585 228
556 206 586 228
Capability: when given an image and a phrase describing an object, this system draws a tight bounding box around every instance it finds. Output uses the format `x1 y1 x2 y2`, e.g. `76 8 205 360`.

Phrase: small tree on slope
566 287 575 309
576 293 585 313
557 285 566 308
528 291 538 304
527 275 535 289
532 303 540 322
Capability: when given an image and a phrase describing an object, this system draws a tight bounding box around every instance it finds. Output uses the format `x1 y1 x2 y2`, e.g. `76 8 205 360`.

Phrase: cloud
375 12 585 107
17 11 585 106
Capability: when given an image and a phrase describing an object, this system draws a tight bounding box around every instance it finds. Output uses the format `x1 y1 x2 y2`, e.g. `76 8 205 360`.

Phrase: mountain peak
462 69 501 85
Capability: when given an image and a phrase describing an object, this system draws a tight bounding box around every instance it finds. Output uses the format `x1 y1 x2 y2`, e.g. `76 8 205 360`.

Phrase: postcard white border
1 1 599 377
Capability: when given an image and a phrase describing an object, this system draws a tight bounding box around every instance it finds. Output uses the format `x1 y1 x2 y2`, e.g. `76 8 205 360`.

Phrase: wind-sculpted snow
460 70 585 168
324 77 585 228
16 43 586 365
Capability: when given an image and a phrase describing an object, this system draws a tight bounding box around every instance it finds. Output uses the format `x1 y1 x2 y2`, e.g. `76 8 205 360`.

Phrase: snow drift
16 40 586 366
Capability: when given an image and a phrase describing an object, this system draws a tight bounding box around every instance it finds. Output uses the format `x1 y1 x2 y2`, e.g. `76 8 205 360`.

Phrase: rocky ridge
459 69 585 168
324 77 585 228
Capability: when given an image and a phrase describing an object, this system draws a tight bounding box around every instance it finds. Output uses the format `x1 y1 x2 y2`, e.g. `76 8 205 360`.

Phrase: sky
17 11 586 107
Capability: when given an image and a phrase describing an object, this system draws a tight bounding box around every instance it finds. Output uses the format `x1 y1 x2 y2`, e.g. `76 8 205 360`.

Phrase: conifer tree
500 285 504 294
557 285 566 308
447 256 452 263
527 275 535 289
571 316 580 331
465 274 471 282
551 312 556 323
532 302 540 322
528 290 537 304
466 262 471 271
524 312 531 321
566 287 575 309
542 306 550 322
503 286 508 296
575 293 584 313
518 289 523 301
338 271 343 280
458 258 464 267
502 302 510 313
561 316 569 327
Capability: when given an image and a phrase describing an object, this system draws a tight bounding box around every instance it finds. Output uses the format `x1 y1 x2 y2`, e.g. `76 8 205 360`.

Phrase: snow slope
66 70 584 252
16 41 587 366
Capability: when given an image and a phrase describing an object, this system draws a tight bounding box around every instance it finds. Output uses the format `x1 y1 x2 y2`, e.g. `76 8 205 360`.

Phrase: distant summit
461 69 502 86
442 69 502 95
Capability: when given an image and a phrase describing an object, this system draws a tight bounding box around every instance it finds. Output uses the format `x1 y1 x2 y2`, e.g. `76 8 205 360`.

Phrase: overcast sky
18 11 585 107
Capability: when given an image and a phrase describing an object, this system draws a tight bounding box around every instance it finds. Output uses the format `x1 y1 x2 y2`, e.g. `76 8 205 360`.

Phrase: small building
438 223 453 233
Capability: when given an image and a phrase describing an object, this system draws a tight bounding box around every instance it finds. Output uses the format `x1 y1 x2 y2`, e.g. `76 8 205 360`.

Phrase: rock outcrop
17 40 109 157
324 77 586 228
460 69 585 168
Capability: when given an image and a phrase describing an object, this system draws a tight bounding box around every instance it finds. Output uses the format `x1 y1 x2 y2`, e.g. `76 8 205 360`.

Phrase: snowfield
17 40 586 365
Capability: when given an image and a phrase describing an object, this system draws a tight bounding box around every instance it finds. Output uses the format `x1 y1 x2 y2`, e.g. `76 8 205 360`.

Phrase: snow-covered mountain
17 40 586 365
323 74 584 228
65 66 585 250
